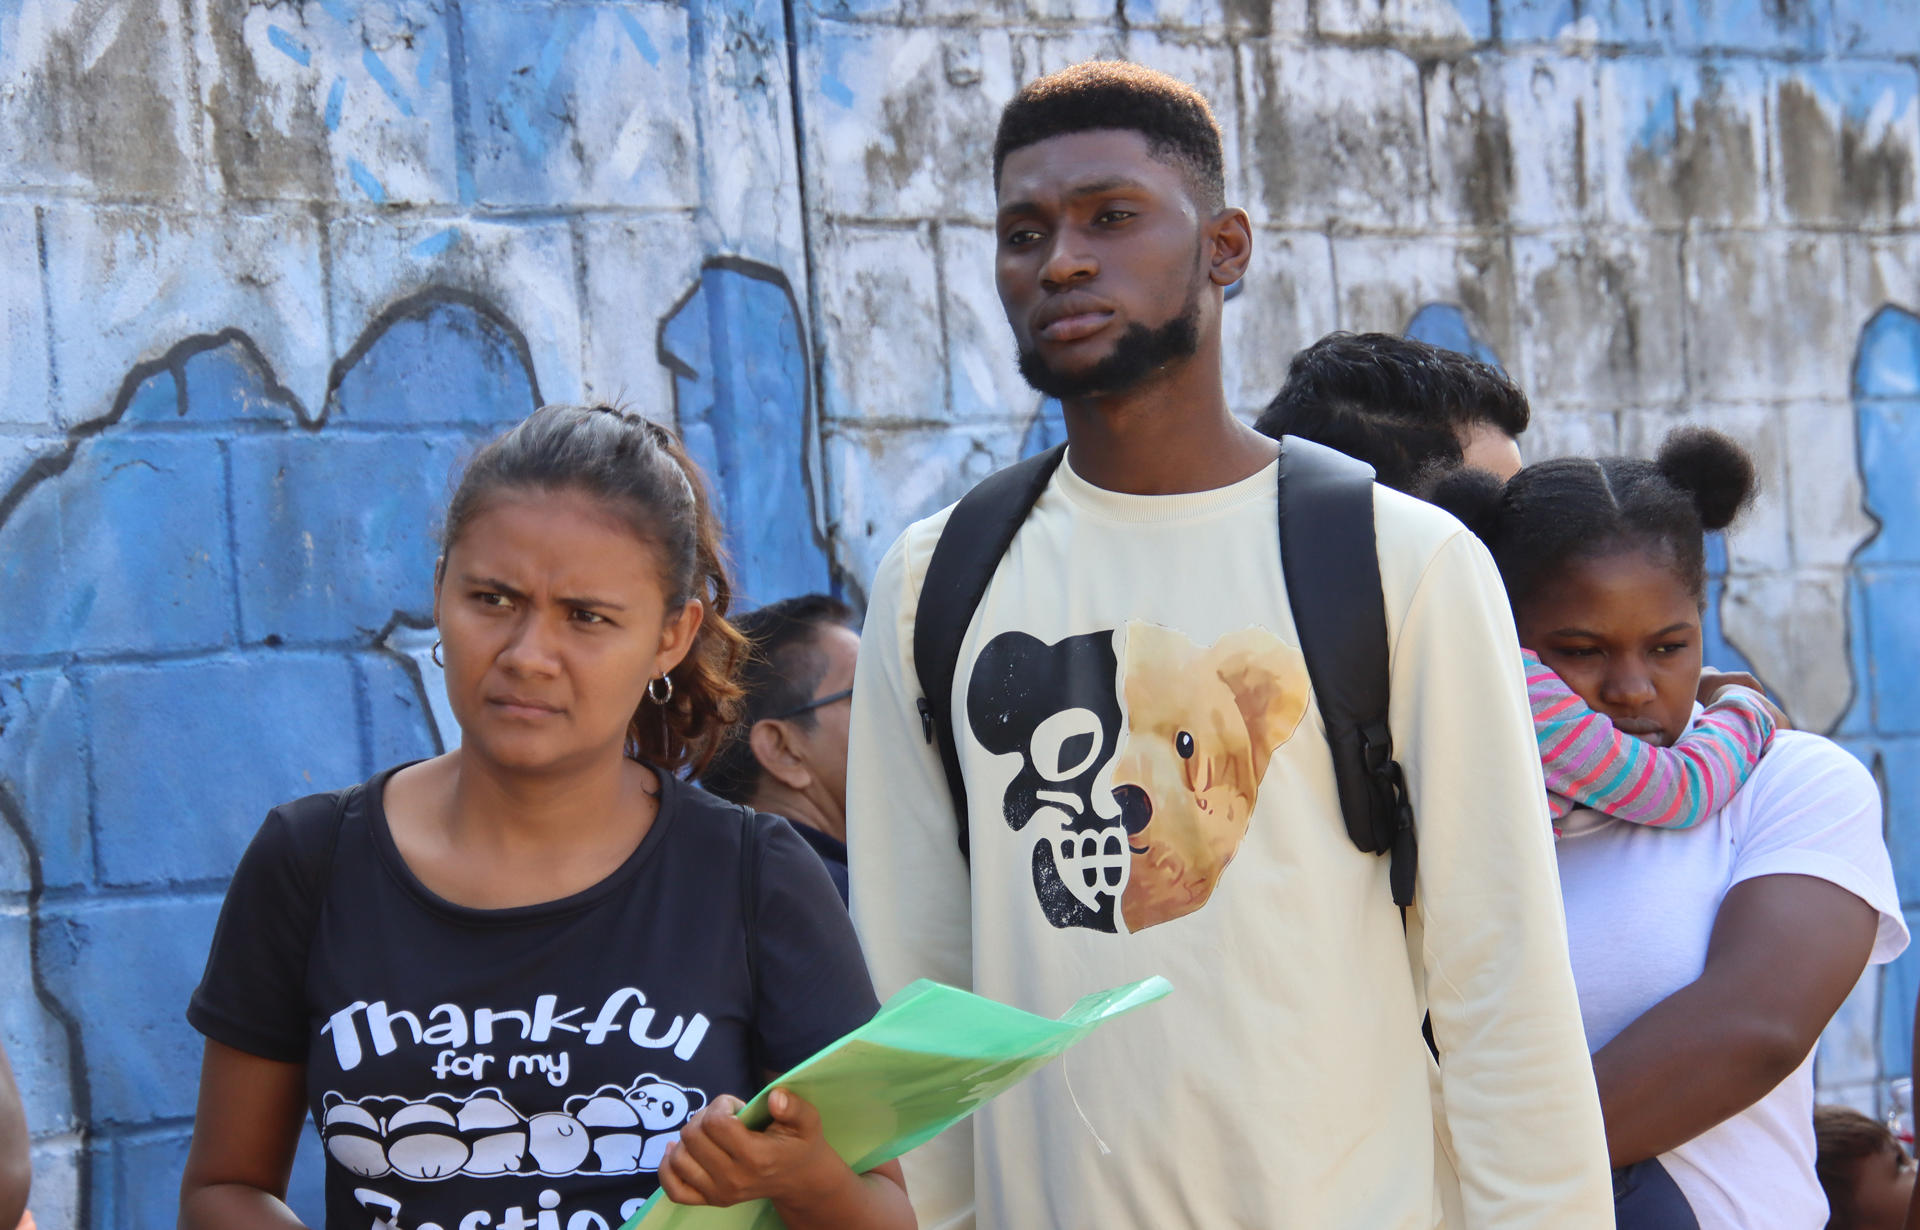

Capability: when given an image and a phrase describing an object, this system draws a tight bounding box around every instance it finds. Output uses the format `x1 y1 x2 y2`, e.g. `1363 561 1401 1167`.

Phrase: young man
1255 330 1530 490
702 594 859 901
845 62 1612 1228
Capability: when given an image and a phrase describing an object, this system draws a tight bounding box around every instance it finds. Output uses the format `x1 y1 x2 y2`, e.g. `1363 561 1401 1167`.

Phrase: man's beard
1016 292 1202 400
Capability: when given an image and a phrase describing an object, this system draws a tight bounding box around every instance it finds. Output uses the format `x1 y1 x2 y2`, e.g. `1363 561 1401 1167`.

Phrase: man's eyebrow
997 177 1154 219
1065 175 1150 198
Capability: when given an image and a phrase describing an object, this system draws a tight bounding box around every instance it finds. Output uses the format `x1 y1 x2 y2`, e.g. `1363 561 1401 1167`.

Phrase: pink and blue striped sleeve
1524 648 1776 829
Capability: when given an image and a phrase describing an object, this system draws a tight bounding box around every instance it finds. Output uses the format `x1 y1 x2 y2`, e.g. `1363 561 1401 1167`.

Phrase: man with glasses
703 594 860 901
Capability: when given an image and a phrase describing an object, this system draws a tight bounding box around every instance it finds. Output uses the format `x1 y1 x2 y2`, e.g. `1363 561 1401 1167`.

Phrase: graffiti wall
0 0 1914 1221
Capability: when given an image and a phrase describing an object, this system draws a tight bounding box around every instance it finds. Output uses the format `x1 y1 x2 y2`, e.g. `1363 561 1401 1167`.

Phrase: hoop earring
646 674 674 705
431 640 445 668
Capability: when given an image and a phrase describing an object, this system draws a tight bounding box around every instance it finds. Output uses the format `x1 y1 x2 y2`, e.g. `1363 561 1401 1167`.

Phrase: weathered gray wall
0 0 1916 1222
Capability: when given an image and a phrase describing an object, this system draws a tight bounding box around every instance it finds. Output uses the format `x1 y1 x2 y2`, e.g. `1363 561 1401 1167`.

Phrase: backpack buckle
1390 790 1418 907
1359 720 1395 776
917 696 935 744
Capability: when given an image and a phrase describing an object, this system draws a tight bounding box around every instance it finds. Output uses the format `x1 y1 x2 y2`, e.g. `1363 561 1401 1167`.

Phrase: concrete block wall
787 0 1920 1113
0 0 820 1221
0 0 1916 1220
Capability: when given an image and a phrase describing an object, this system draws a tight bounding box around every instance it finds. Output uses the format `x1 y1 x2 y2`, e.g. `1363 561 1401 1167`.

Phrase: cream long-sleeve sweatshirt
847 455 1612 1230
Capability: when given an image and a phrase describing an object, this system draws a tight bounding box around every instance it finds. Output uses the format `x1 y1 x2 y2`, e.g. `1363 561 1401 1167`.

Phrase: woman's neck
443 745 651 851
385 745 661 909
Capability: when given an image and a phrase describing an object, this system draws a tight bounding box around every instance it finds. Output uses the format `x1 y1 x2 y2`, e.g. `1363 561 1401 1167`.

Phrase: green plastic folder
620 974 1172 1230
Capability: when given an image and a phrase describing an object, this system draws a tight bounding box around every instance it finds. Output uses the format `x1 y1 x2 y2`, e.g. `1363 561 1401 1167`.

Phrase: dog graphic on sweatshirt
1111 622 1310 932
967 623 1308 934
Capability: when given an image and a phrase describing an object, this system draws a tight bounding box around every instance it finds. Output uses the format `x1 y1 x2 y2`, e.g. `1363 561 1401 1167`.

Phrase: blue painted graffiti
1829 305 1920 1080
663 260 832 608
1405 303 1505 371
1701 535 1758 679
0 267 821 1223
0 296 542 1225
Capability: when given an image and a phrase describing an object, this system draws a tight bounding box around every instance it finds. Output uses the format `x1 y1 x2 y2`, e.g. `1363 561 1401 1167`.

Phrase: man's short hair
1253 331 1532 493
700 593 857 806
994 61 1226 211
1814 1105 1902 1230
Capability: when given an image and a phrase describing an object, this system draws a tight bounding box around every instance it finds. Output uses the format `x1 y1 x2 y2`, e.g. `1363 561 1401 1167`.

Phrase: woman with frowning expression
180 405 911 1230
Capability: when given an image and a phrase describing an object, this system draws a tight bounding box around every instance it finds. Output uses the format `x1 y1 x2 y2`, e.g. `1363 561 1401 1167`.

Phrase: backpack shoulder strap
913 443 1067 862
1276 436 1418 907
276 785 353 991
737 803 766 1081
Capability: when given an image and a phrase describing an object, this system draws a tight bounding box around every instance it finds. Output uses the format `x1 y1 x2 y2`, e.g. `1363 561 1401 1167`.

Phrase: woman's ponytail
631 419 748 774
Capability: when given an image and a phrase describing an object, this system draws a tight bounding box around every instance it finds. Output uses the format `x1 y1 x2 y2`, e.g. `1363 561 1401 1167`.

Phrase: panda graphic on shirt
967 620 1311 935
311 987 728 1230
319 1075 705 1183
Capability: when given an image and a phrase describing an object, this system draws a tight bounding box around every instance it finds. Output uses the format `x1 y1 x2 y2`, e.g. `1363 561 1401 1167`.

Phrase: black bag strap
1278 440 1431 1054
737 804 766 1081
289 787 352 995
910 438 1415 909
912 444 1066 862
1275 437 1417 908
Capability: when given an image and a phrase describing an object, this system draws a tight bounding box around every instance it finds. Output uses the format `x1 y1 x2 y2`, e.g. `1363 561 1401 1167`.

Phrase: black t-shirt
189 765 879 1230
791 823 849 904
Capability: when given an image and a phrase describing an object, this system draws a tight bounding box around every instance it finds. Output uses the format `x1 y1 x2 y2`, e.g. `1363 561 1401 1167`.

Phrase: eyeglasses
765 688 853 721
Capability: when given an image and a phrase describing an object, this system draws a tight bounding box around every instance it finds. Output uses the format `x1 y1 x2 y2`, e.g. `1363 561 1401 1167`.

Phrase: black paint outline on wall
374 614 455 758
0 329 304 531
1833 302 1920 738
0 327 299 1225
321 287 547 424
778 0 836 595
0 284 544 1221
656 255 861 606
1846 308 1900 560
0 782 93 1230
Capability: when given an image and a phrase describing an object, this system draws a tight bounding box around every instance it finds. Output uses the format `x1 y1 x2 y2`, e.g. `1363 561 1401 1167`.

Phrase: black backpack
910 435 1419 909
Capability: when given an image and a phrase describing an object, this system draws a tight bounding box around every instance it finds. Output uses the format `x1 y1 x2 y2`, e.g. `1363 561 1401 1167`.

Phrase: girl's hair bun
1419 461 1508 542
1655 427 1756 532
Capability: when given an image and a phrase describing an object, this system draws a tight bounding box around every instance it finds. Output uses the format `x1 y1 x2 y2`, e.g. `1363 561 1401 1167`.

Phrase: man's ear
1208 627 1310 766
1206 207 1253 287
749 719 812 792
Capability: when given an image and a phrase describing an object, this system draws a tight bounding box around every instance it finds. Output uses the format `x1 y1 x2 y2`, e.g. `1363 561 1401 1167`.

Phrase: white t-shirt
1556 729 1908 1229
849 457 1614 1229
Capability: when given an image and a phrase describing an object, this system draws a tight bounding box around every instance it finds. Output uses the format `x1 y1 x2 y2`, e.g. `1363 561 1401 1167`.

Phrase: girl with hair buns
1427 428 1908 1230
179 405 911 1230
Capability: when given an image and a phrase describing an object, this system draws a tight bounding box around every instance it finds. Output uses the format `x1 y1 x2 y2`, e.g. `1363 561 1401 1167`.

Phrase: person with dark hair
703 594 859 902
1815 1106 1914 1230
1263 332 1784 844
179 405 909 1229
1255 330 1531 491
848 60 1611 1229
1425 428 1908 1230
